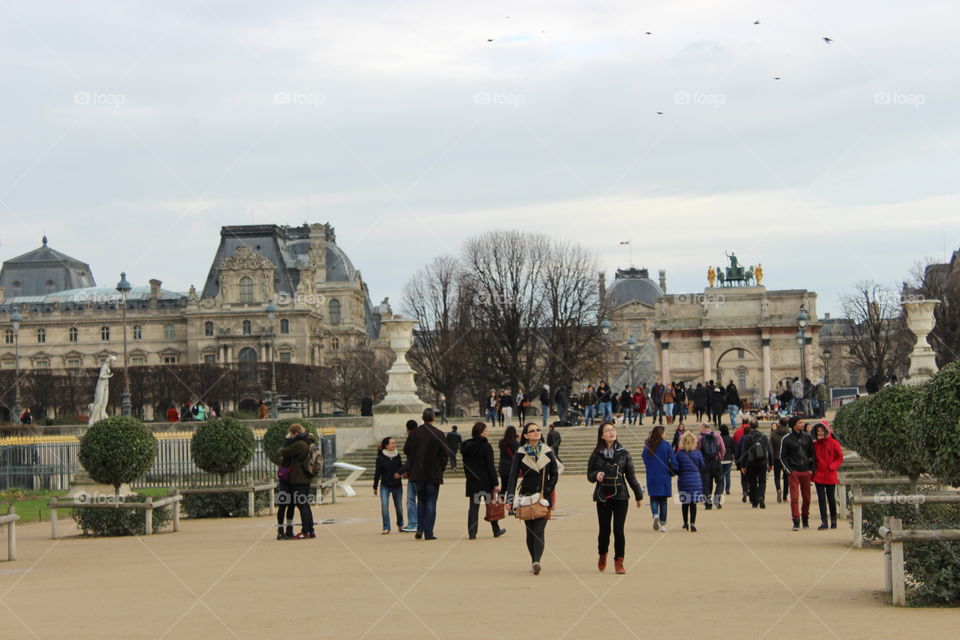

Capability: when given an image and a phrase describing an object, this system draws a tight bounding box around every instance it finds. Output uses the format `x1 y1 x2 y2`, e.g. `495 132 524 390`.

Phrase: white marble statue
87 355 116 426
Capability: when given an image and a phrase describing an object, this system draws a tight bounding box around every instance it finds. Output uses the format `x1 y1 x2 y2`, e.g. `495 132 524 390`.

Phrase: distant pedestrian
400 420 420 533
708 381 726 428
546 423 562 459
554 385 570 425
278 423 316 539
693 383 707 422
676 431 705 531
737 419 773 509
697 422 726 509
258 399 269 419
498 426 520 491
516 386 528 424
588 422 643 574
812 422 842 530
165 406 179 422
641 425 678 532
540 384 552 427
437 394 447 424
719 424 735 496
462 422 506 540
445 425 462 470
632 385 647 425
192 401 206 421
404 408 448 540
725 381 741 428
662 383 675 425
670 422 687 451
507 423 559 575
486 390 499 426
780 416 816 530
373 437 405 534
582 385 598 425
499 389 514 425
771 418 791 503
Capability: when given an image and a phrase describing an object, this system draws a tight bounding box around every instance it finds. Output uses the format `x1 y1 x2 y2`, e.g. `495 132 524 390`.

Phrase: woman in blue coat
676 431 706 531
641 425 677 532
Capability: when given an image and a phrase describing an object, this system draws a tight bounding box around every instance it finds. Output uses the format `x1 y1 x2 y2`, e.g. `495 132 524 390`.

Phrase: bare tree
326 348 388 414
840 282 912 388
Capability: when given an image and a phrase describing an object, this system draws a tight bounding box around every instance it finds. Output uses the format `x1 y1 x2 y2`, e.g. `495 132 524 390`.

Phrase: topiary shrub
73 493 171 536
832 396 870 455
181 490 270 518
191 417 256 481
914 362 960 487
858 384 926 485
79 416 158 496
262 418 319 465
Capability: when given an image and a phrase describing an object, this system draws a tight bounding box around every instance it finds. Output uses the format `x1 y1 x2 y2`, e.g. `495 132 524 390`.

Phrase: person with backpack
811 422 842 530
373 436 405 534
676 431 705 531
642 425 677 532
780 416 816 530
588 422 644 574
718 424 735 497
770 418 791 504
278 423 316 539
736 419 774 509
404 408 448 540
697 422 726 509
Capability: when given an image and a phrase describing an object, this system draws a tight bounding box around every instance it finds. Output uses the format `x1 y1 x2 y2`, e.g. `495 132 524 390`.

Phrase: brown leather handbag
484 493 506 522
514 466 550 521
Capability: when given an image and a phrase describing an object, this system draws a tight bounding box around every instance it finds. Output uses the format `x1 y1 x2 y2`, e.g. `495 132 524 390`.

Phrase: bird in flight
487 38 494 42
773 76 781 80
656 111 664 115
823 37 833 43
754 20 761 25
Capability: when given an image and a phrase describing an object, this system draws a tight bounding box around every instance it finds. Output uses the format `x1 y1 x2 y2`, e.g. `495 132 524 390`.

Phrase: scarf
603 445 617 460
381 449 399 459
523 442 543 462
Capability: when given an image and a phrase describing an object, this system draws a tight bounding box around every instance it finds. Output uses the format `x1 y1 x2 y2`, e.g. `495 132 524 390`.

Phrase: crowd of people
274 405 844 575
164 400 219 422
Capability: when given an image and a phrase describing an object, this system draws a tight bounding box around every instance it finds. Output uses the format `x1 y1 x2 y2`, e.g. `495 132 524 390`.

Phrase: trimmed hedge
78 416 158 494
832 396 870 454
262 419 319 465
914 361 960 487
191 417 256 479
181 490 270 518
858 384 925 479
73 493 171 536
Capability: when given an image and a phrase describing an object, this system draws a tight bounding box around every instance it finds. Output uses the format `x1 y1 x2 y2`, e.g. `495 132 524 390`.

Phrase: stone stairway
337 422 661 485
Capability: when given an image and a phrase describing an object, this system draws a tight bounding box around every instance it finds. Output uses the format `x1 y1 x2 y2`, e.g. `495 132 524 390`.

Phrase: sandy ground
0 475 956 640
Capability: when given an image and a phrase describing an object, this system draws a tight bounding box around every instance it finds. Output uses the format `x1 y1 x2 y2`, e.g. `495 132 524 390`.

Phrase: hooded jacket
812 436 843 484
279 432 318 485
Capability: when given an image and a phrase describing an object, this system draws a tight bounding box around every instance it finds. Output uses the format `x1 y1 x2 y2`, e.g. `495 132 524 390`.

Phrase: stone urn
901 299 940 385
374 316 428 414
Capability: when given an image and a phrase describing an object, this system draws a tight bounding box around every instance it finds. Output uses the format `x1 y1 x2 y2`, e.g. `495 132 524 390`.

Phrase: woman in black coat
462 422 506 539
588 423 643 574
498 425 519 491
507 423 559 575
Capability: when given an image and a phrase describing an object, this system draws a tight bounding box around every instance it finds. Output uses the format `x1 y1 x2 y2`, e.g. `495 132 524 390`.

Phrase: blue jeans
486 408 497 423
599 402 612 421
722 462 733 494
415 482 440 537
649 496 668 523
541 403 550 426
379 486 403 531
406 480 418 529
623 407 633 424
727 404 739 427
584 404 596 424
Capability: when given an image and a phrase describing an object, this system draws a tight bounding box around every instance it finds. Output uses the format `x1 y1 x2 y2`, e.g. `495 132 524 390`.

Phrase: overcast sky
1 0 957 317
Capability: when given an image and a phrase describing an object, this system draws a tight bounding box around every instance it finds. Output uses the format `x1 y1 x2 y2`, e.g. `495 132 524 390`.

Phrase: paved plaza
1 474 956 640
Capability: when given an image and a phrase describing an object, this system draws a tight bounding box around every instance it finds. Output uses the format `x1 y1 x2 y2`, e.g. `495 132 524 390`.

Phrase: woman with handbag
507 423 559 575
461 422 507 539
588 423 644 574
641 425 678 532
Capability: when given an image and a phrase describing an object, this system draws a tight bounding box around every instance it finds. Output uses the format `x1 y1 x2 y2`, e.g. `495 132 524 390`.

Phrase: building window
69 327 78 342
279 351 292 363
332 337 340 351
280 318 289 334
737 368 747 391
737 349 744 359
4 329 13 344
242 320 252 335
848 367 859 387
239 276 254 303
163 355 178 364
328 299 341 325
66 358 81 368
35 359 50 368
238 346 258 362
2 360 14 369
204 354 216 364
204 321 214 337
164 324 175 340
131 356 146 366
132 325 142 340
37 328 46 343
101 326 110 341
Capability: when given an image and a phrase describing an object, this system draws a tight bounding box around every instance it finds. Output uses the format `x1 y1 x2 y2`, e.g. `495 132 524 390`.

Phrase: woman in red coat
811 422 843 530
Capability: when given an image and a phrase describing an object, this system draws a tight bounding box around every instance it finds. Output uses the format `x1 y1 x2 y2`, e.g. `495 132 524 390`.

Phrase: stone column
761 337 772 398
902 299 940 385
701 333 712 381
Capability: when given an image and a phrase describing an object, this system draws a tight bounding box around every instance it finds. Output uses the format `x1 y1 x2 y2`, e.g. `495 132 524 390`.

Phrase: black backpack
745 434 767 464
700 433 719 461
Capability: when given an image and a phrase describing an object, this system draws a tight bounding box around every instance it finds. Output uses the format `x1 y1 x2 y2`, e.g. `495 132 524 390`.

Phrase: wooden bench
49 493 184 539
879 516 960 605
1 506 19 561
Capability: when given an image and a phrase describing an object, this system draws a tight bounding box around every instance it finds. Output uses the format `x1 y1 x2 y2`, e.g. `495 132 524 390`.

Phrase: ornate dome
605 267 663 308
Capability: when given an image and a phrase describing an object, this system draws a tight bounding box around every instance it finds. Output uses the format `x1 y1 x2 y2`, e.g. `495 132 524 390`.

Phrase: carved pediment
218 245 275 273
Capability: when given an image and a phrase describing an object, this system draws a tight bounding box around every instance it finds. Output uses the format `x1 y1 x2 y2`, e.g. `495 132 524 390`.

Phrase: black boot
817 520 828 530
830 518 837 529
801 516 809 529
792 519 800 531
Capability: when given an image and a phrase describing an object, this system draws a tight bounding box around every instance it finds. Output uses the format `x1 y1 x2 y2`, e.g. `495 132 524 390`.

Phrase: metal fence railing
0 434 336 491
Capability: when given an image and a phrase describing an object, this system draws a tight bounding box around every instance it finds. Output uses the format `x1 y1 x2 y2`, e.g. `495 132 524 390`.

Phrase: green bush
905 530 960 605
833 396 870 454
78 416 157 494
914 362 960 487
191 417 256 479
73 493 171 536
181 490 270 518
262 419 319 465
857 385 925 479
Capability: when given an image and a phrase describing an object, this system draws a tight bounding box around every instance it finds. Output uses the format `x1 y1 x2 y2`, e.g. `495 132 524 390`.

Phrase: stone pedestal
374 315 427 420
902 299 940 385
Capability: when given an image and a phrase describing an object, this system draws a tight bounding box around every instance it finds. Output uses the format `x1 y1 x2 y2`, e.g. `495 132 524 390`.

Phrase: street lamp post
599 319 611 385
822 346 832 388
266 301 278 419
10 309 22 426
796 305 809 415
626 336 637 389
116 272 132 417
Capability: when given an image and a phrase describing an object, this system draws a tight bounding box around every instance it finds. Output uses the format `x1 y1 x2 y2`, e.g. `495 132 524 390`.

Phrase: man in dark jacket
546 424 562 459
400 419 419 533
770 418 791 503
404 408 448 540
780 416 816 530
708 381 726 429
445 425 462 470
650 379 665 425
736 419 773 509
554 386 569 426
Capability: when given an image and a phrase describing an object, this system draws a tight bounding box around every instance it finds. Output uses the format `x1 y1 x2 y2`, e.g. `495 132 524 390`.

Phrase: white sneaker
659 523 668 532
653 516 660 531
